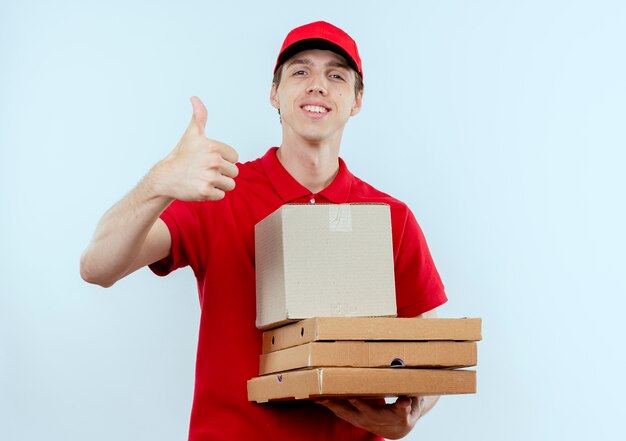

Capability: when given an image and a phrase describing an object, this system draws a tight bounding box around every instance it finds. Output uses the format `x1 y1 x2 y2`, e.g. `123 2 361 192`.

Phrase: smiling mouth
302 105 329 114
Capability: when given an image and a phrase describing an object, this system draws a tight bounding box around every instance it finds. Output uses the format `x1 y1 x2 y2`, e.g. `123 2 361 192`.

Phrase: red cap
274 21 363 79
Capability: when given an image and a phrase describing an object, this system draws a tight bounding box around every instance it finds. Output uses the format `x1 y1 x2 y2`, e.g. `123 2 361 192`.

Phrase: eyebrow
285 58 350 71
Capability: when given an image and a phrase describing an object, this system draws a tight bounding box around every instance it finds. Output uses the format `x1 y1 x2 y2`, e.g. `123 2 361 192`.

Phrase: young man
81 21 447 440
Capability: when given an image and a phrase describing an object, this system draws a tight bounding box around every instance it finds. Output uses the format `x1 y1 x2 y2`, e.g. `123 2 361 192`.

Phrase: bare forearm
80 170 172 287
80 97 239 287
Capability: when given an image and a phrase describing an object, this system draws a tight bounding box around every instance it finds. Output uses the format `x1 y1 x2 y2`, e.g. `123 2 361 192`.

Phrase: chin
300 132 327 143
284 119 340 143
298 126 338 143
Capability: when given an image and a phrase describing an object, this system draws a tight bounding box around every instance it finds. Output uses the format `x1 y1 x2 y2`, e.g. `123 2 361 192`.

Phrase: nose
306 74 328 95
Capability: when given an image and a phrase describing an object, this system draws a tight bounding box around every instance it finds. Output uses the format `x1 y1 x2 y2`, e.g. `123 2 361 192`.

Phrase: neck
276 133 342 194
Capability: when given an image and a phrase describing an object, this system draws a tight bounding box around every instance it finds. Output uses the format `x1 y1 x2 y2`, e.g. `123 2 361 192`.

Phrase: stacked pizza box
248 204 481 403
247 316 481 402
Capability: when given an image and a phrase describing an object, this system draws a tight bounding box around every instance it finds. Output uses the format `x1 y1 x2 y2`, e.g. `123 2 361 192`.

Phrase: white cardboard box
255 204 397 329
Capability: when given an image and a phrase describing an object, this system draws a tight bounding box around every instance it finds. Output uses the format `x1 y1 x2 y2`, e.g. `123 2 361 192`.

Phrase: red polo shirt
150 147 447 441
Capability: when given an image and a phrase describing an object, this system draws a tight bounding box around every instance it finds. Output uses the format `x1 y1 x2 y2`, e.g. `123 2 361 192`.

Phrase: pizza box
248 367 476 403
262 317 482 353
259 341 477 374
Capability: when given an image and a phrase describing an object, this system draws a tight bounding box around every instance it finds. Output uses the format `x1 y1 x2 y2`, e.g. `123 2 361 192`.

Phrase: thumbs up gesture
152 96 240 201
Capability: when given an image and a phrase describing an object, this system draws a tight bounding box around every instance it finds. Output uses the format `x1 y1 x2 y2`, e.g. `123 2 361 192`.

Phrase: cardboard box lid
255 204 397 330
248 368 476 403
262 317 482 353
259 341 477 375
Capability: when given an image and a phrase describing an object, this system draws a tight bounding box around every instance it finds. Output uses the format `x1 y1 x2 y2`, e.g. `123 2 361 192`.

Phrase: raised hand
151 96 239 201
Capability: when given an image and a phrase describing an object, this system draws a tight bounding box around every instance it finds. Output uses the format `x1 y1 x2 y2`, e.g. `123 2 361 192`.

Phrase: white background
1 1 625 439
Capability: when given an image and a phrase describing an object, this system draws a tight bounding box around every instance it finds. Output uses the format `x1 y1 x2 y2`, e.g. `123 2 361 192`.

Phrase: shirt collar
261 147 353 204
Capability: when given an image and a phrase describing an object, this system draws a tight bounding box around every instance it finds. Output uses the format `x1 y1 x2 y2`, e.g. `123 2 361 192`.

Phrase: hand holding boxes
248 317 481 402
249 204 482 402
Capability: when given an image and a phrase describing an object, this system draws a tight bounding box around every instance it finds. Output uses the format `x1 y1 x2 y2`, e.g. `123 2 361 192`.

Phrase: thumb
187 96 207 135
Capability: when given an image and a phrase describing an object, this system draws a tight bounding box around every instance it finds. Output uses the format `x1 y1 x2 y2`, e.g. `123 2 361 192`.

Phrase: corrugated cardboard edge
248 369 322 402
259 341 478 375
262 317 483 353
247 368 476 403
255 209 288 329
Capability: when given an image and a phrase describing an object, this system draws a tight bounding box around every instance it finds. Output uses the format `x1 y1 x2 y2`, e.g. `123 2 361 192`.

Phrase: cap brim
275 38 360 76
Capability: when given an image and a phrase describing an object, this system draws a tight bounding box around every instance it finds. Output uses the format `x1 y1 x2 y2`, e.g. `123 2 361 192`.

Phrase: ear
350 90 363 116
270 83 280 110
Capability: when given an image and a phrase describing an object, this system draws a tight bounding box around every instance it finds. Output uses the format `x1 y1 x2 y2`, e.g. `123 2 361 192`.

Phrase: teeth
303 105 328 113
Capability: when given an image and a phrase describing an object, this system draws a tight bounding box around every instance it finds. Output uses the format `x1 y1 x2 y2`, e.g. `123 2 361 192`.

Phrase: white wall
1 1 624 439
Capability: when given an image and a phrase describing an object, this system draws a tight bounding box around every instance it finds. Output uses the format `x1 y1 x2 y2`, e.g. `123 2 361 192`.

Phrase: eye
329 73 345 81
293 70 306 76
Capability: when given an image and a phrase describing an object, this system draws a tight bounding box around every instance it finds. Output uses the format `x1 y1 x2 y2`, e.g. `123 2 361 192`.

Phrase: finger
318 399 361 421
409 396 424 417
199 186 226 201
395 396 413 409
216 142 239 164
188 96 208 135
218 158 239 178
347 398 376 414
317 399 356 414
210 175 236 192
392 396 413 416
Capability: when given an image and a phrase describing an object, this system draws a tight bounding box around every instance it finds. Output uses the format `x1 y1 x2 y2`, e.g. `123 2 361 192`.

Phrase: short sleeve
149 200 207 277
394 207 447 317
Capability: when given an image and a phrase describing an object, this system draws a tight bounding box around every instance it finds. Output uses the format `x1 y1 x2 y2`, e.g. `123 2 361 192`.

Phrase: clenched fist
151 96 239 201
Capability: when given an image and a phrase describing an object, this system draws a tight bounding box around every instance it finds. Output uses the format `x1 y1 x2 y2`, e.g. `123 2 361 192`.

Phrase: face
270 49 363 144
